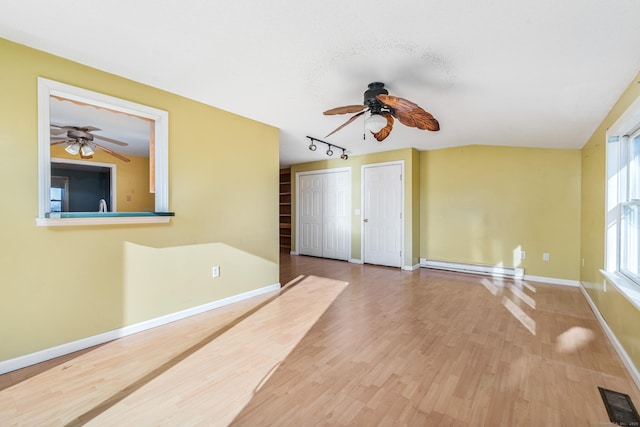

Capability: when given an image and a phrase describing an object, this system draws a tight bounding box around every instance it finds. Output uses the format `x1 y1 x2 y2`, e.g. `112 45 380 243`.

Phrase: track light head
306 136 346 159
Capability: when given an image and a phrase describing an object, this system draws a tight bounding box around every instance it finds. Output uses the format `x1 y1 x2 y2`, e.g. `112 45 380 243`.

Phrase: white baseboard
0 283 281 375
403 264 420 271
349 259 363 264
420 259 524 279
523 275 579 287
579 283 640 391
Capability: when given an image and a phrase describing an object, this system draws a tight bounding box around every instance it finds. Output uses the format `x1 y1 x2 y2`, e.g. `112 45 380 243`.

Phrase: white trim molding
0 283 280 375
403 264 420 271
579 283 640 390
522 275 580 287
36 216 171 226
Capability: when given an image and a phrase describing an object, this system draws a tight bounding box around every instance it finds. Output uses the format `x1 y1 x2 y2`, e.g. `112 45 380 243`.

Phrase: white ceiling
2 0 640 167
50 97 151 157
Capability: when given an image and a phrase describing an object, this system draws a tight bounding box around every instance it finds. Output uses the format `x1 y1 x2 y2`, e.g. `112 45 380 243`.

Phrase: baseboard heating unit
420 259 524 279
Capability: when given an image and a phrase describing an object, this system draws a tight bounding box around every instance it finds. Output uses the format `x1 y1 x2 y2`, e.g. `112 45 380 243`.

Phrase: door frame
361 160 405 267
295 167 352 260
51 157 117 212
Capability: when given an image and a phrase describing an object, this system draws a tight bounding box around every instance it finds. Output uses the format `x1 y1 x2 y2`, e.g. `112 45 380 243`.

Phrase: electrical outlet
520 251 526 259
543 252 550 261
212 266 220 278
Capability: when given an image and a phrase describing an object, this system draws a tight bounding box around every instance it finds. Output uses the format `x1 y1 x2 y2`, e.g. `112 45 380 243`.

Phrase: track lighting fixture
306 136 348 160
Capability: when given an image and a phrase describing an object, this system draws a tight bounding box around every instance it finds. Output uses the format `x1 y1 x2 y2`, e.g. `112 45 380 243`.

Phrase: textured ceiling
2 0 640 167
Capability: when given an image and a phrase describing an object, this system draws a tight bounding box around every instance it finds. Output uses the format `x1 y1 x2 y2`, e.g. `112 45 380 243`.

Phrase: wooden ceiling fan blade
395 109 440 131
323 105 366 115
50 128 68 135
376 94 420 112
377 94 439 130
325 110 367 138
372 112 394 142
93 134 129 146
50 139 70 145
93 143 131 162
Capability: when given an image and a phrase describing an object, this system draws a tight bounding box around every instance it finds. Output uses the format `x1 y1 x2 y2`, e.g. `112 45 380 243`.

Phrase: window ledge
36 212 174 227
600 270 640 311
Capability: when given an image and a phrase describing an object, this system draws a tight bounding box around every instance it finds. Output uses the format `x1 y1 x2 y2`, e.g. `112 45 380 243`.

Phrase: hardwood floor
1 253 639 426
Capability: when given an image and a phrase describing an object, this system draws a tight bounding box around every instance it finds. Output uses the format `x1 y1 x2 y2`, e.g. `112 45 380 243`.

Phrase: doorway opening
51 159 115 212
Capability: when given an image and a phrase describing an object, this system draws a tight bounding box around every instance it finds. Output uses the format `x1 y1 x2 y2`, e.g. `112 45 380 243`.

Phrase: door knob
363 218 368 223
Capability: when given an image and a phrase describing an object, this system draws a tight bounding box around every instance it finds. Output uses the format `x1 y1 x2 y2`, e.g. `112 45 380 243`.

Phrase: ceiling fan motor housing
67 129 94 141
364 82 389 114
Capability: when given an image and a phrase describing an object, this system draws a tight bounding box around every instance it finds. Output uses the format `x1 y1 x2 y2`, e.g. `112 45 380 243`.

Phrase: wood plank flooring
1 253 639 426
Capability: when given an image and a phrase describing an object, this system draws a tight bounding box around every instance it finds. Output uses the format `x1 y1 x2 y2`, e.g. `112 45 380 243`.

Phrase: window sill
600 270 640 311
36 212 174 227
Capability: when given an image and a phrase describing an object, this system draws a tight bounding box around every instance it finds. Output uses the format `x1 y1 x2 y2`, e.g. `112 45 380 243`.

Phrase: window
605 95 640 297
50 176 69 212
618 131 640 282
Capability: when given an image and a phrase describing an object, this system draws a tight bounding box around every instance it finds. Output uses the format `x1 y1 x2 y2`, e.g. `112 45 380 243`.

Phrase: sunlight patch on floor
555 326 595 353
0 275 347 427
502 296 536 335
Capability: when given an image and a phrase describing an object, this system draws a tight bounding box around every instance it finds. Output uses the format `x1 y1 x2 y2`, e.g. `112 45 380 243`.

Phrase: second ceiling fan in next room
50 124 131 162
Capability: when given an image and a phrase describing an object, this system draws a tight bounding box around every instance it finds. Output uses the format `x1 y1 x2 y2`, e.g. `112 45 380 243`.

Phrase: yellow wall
421 145 581 280
581 72 640 368
291 148 420 267
50 146 155 212
0 38 280 362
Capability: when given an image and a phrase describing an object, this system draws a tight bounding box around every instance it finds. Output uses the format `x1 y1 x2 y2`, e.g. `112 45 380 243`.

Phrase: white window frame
603 95 640 309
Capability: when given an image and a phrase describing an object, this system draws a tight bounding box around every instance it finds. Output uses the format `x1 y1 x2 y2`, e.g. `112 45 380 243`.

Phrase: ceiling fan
50 124 131 162
323 82 440 142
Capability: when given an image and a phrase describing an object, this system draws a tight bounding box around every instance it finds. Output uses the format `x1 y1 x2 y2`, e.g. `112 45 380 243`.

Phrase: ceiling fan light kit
365 113 388 133
64 142 80 155
80 144 94 157
323 82 440 142
306 136 348 161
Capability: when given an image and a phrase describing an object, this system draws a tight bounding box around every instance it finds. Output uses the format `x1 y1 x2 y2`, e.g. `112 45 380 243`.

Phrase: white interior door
299 174 323 257
298 170 350 261
323 171 350 260
363 163 403 267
